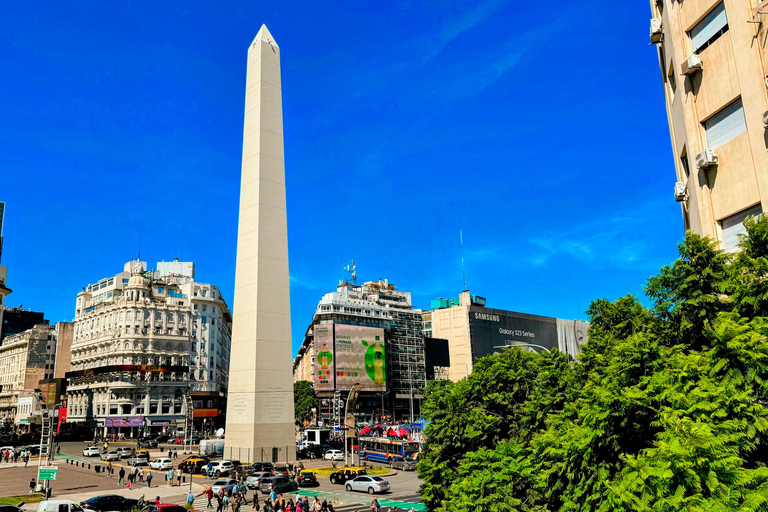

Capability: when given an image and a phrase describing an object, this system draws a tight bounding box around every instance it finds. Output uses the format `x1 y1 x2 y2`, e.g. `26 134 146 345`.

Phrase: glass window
690 3 728 53
721 204 763 252
705 99 747 149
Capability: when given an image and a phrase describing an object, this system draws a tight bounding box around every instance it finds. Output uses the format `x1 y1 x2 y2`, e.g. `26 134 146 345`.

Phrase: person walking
206 486 214 509
28 478 36 493
176 468 182 486
187 491 195 510
216 490 224 512
118 468 126 486
139 468 144 482
252 498 260 512
167 469 174 486
24 452 29 467
147 471 153 488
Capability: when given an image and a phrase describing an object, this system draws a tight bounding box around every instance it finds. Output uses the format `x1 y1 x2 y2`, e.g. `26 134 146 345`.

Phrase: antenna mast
460 226 467 291
345 257 357 285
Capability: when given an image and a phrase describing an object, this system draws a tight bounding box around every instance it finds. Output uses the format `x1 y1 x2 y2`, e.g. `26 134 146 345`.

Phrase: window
158 287 164 294
721 204 763 252
123 278 129 284
667 61 676 95
201 317 207 324
705 99 747 149
202 305 207 312
690 3 728 53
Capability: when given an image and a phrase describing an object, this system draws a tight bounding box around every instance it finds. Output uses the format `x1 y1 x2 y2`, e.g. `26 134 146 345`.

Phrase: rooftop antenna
345 257 357 285
137 231 142 262
460 224 467 291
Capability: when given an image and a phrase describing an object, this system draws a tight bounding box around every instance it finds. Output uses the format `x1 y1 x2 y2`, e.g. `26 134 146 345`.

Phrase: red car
174 437 184 444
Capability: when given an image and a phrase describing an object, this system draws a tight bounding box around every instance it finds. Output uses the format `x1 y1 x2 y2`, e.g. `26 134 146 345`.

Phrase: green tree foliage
418 221 768 511
293 380 318 425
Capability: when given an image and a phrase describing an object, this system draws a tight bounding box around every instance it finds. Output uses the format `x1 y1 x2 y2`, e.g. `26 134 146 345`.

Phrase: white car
82 446 100 457
345 475 391 495
101 450 120 461
205 460 234 477
150 457 173 470
117 447 133 458
324 449 344 461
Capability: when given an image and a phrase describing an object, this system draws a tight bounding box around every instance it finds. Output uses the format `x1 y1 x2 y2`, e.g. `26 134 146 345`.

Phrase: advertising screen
469 307 559 358
105 416 143 427
334 324 386 391
314 324 335 391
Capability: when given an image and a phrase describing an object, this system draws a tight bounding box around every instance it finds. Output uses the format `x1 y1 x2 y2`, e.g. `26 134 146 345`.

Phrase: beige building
0 324 57 422
650 0 768 251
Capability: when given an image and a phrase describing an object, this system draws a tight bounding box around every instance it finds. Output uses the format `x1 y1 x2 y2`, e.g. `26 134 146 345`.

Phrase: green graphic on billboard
335 324 386 391
362 339 385 384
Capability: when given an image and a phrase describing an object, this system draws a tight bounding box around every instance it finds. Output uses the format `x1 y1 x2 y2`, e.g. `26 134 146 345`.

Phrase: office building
293 278 426 423
65 259 232 437
650 0 768 251
430 291 589 382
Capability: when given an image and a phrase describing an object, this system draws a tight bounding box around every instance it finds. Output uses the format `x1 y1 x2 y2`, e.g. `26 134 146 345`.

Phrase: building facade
0 324 58 424
65 259 232 438
293 278 425 424
650 0 768 250
430 291 589 382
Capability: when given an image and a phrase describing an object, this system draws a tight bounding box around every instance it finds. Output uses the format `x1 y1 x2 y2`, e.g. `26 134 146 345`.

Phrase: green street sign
38 466 58 481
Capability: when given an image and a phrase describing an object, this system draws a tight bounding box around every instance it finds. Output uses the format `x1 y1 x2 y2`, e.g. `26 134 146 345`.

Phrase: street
2 441 426 511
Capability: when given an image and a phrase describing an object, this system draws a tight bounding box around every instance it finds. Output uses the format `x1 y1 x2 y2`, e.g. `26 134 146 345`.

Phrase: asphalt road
55 441 425 510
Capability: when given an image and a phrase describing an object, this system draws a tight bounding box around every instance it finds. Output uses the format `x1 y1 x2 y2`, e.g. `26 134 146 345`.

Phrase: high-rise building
293 278 426 423
224 24 296 463
650 0 768 251
65 259 232 438
430 291 589 382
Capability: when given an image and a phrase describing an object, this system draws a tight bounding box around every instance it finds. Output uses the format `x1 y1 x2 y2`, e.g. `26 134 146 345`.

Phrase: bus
358 436 420 464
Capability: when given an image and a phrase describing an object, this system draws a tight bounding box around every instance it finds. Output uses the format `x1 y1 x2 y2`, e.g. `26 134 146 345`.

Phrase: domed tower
125 262 149 302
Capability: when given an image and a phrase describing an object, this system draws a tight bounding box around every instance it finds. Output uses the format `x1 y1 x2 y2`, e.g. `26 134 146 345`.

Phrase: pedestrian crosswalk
186 492 422 512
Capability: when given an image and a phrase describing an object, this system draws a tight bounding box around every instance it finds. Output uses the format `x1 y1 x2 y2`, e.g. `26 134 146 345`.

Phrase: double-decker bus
358 436 421 463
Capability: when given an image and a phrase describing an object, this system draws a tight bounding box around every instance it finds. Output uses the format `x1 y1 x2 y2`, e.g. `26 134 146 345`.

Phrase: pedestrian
252 498 260 511
155 497 161 507
119 467 126 486
139 468 144 482
147 472 153 488
107 461 112 476
167 469 174 486
28 478 35 493
176 468 182 486
24 452 29 467
206 486 214 509
223 495 230 512
216 491 224 512
263 498 272 512
187 491 195 510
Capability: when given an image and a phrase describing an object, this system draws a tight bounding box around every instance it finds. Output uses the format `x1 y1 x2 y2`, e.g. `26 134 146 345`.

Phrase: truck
38 501 86 512
198 439 224 457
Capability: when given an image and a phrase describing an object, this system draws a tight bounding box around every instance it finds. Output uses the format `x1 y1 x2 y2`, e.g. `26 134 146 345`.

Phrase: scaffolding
388 310 426 422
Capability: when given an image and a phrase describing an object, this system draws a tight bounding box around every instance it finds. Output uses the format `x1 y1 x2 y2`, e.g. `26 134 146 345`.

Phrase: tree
418 228 768 511
293 380 318 426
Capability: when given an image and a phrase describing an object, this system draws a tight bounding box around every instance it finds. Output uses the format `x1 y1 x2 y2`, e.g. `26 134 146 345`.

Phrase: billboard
334 324 386 391
469 307 559 358
314 324 335 391
105 416 143 427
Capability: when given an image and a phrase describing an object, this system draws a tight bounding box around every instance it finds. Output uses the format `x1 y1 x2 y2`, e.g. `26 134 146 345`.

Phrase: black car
0 505 24 512
251 462 274 472
154 435 170 443
297 471 319 487
81 495 139 512
137 438 158 449
297 445 322 459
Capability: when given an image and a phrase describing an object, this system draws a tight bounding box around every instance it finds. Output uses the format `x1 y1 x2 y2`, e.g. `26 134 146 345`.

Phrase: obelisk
224 24 296 463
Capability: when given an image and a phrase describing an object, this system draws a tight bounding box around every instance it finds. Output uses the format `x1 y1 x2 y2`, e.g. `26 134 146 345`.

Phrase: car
0 505 24 512
250 462 274 472
245 471 272 490
205 460 234 477
211 479 237 495
100 451 120 461
324 449 344 461
154 435 170 443
390 456 417 471
38 500 86 512
82 446 100 457
345 476 391 495
296 444 322 459
80 495 139 512
0 446 16 456
259 476 298 495
297 471 319 487
149 457 173 470
173 437 184 444
127 452 149 466
137 439 158 449
189 436 201 444
329 468 366 485
272 464 290 477
178 457 210 474
116 447 133 458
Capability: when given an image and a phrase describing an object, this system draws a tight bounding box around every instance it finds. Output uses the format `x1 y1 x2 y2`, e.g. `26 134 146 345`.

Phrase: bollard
76 461 79 467
88 464 91 469
183 476 186 483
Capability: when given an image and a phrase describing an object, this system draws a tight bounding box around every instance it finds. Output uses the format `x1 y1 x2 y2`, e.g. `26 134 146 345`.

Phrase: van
38 501 86 512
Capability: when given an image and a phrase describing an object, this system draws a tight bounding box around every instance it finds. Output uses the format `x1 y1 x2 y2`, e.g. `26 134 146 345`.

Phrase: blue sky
1 1 680 354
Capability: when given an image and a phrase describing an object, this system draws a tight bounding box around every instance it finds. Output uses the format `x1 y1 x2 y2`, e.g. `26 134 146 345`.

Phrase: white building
66 259 232 437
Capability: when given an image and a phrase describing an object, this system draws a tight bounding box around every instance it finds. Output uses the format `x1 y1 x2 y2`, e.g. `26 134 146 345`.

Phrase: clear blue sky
1 1 679 355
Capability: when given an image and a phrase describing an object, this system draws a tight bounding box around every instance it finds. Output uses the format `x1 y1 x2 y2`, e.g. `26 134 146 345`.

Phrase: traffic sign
38 466 58 481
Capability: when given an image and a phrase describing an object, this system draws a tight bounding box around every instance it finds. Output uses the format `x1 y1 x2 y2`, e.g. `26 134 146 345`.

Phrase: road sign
38 466 58 481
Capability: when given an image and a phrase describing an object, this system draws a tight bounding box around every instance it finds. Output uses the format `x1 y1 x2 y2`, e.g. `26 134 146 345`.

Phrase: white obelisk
224 24 296 463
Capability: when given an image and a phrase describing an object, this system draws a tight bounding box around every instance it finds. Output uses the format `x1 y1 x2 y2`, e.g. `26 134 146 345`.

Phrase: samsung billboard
469 307 560 357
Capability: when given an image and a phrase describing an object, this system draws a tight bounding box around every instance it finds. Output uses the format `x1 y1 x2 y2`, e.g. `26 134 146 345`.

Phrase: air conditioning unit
650 18 663 44
763 110 768 126
674 181 688 202
695 148 718 169
681 54 703 75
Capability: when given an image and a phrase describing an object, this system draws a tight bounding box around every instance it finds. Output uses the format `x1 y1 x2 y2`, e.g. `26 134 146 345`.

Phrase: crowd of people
194 485 337 512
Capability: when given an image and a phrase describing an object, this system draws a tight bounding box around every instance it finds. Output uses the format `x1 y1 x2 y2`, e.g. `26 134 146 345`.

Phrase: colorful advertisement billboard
314 324 335 391
334 324 386 391
105 416 143 427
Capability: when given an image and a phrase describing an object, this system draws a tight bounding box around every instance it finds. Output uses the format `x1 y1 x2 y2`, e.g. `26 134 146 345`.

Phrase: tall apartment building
0 324 59 424
650 0 768 250
65 259 232 437
293 278 426 422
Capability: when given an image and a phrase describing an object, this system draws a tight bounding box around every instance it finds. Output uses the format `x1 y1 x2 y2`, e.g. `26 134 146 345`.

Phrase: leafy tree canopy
294 380 318 426
418 221 768 511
